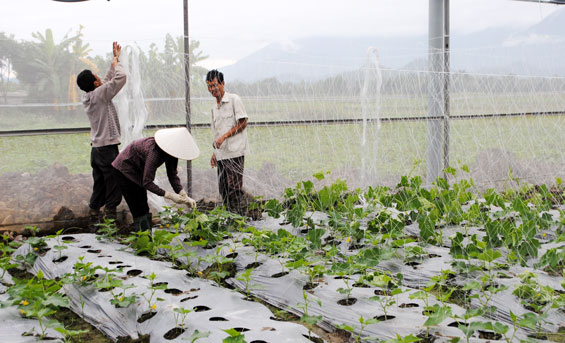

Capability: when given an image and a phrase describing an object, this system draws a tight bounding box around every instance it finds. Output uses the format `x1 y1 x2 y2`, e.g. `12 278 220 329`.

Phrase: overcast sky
1 0 561 68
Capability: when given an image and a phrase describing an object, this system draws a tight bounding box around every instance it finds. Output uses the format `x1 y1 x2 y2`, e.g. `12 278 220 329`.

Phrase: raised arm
99 42 127 99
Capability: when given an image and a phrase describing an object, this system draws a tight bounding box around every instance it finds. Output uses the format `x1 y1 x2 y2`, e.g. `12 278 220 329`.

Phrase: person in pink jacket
76 42 127 231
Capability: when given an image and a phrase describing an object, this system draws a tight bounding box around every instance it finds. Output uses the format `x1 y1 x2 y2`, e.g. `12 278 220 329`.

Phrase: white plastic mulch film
0 271 64 343
11 234 313 343
7 195 564 342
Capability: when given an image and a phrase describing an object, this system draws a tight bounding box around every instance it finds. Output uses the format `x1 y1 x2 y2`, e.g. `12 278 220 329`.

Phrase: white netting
0 3 564 227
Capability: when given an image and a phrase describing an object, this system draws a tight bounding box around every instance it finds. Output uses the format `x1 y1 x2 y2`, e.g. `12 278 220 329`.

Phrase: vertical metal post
183 0 192 196
427 0 448 184
443 0 450 174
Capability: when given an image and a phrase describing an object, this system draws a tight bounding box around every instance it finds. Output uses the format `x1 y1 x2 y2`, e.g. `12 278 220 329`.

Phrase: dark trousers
113 168 149 218
217 156 247 214
90 145 121 210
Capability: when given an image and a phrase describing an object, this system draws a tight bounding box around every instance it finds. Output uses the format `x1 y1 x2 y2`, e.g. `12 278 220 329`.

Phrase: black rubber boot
145 213 153 230
87 208 101 233
226 191 249 217
133 213 152 232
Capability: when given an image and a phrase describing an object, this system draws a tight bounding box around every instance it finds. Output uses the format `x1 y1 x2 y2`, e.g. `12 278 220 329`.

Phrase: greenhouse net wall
1 12 565 233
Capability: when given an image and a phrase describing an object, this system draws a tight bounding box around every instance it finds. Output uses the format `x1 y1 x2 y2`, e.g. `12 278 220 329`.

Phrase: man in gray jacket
77 42 127 229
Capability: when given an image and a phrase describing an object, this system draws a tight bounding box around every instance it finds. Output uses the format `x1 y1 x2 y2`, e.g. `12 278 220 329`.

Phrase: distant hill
221 8 565 82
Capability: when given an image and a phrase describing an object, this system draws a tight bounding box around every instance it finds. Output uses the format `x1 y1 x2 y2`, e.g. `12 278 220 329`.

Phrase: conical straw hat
155 127 200 160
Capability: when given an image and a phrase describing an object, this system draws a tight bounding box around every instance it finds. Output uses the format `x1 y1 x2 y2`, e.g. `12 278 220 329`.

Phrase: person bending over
112 128 199 231
76 42 126 230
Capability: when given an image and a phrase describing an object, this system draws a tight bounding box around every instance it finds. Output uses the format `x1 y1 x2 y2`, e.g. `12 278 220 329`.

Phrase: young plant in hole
498 310 520 343
287 259 327 288
424 269 455 305
125 229 179 258
49 229 68 260
160 238 185 267
241 227 267 262
70 256 101 284
54 325 89 343
295 290 322 341
403 245 427 264
202 247 234 284
463 249 508 315
512 271 559 314
222 328 247 343
336 315 380 343
331 256 363 305
173 306 192 328
96 218 119 241
235 268 261 300
422 303 452 338
409 290 431 313
449 307 485 343
15 227 47 269
517 311 550 340
143 272 166 312
2 270 69 339
366 271 403 320
95 272 122 293
110 282 138 308
0 233 20 278
22 301 62 339
370 289 402 320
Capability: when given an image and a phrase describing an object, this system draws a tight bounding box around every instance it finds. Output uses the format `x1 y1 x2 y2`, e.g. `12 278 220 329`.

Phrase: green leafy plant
223 328 247 343
95 218 119 241
0 233 19 278
50 229 68 260
1 270 69 339
187 330 211 343
336 315 379 343
296 290 322 341
235 268 260 300
173 306 192 328
142 272 166 312
109 282 138 308
512 271 558 314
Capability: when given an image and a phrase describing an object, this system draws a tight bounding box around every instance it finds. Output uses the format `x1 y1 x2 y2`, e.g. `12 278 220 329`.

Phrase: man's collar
220 92 230 103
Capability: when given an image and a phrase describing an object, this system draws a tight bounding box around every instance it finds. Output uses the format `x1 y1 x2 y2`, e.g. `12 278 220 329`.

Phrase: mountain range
222 8 565 82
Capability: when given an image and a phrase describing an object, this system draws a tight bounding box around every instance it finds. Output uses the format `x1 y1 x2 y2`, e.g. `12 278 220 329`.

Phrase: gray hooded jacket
82 64 127 147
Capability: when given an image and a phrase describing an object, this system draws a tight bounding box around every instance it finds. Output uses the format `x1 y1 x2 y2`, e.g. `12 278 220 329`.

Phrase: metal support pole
183 0 192 196
427 0 449 184
443 0 450 174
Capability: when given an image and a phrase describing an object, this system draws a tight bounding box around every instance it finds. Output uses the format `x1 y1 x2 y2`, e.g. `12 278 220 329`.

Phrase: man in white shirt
206 69 249 215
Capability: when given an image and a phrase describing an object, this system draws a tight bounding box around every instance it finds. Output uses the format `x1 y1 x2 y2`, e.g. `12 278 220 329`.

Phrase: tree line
0 27 209 105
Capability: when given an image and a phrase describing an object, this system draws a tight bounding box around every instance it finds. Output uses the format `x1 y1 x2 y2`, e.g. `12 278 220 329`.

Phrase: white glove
179 190 197 208
164 191 186 204
185 196 196 208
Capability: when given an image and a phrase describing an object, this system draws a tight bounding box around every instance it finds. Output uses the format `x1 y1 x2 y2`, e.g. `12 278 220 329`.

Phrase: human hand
113 41 121 60
184 196 196 208
210 153 217 168
177 190 197 208
164 191 186 204
212 136 225 149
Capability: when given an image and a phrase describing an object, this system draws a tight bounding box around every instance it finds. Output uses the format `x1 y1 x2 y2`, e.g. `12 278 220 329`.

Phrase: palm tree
0 32 17 104
29 28 76 107
67 26 95 108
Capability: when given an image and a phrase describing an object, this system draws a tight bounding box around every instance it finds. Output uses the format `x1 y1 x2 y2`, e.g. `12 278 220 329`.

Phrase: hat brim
155 127 200 160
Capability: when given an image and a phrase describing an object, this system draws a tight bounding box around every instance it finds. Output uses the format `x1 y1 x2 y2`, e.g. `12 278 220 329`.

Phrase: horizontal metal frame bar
0 110 563 137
